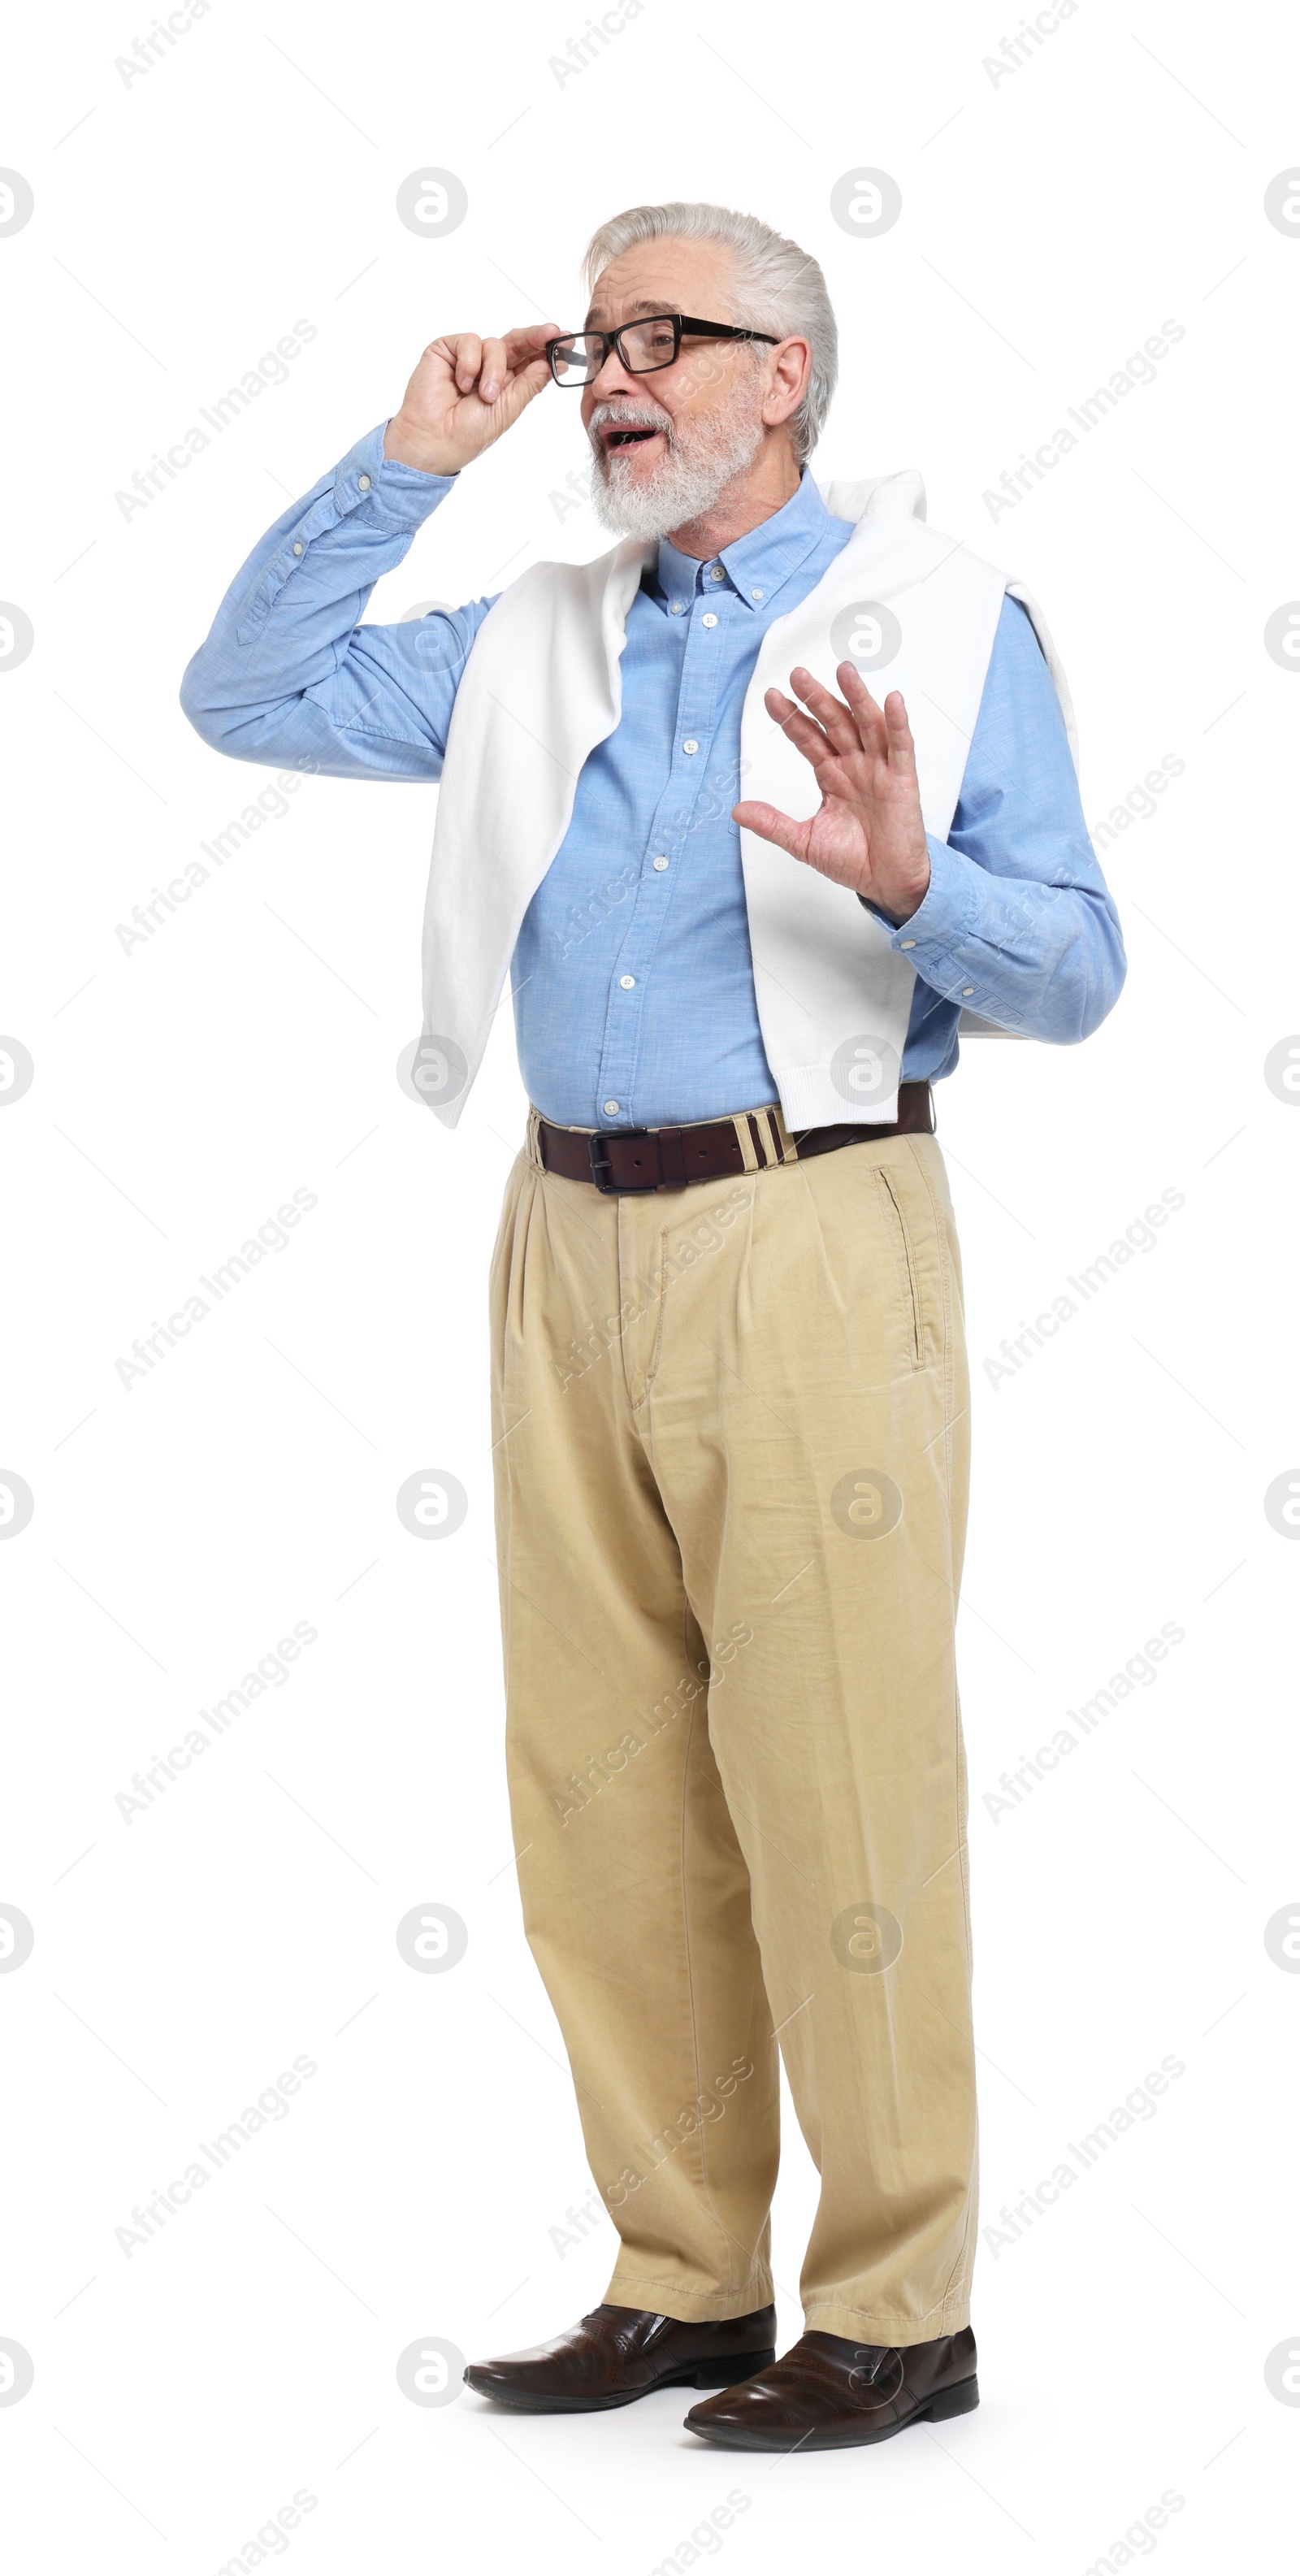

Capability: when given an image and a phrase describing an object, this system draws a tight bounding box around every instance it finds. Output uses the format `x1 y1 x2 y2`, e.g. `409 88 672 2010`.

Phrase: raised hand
383 323 559 476
733 661 932 924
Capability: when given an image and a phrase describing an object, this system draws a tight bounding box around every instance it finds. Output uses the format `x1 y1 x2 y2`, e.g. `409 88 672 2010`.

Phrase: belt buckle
587 1133 617 1192
587 1128 660 1195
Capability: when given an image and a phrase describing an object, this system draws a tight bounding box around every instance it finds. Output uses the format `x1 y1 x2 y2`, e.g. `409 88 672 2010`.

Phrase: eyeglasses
545 312 779 388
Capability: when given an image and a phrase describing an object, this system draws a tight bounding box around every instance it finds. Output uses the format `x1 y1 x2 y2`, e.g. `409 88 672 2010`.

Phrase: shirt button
619 974 635 989
702 612 717 628
962 986 975 996
682 739 699 754
670 600 685 615
603 1100 620 1116
652 856 669 870
750 588 765 601
292 541 304 556
708 564 725 581
358 475 371 491
899 939 916 949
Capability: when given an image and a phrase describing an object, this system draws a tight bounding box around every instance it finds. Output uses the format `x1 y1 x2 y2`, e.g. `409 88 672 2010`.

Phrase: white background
1 0 1298 2569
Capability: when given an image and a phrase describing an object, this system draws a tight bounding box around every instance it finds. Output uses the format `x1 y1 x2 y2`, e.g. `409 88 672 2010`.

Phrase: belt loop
732 1113 760 1173
656 1127 687 1190
748 1112 777 1169
526 1106 544 1169
770 1103 799 1164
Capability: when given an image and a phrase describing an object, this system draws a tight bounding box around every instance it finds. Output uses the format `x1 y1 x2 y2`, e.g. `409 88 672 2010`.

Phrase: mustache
587 399 675 458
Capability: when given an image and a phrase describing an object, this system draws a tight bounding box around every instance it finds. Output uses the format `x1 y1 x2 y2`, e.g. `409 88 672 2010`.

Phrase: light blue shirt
180 422 1125 1130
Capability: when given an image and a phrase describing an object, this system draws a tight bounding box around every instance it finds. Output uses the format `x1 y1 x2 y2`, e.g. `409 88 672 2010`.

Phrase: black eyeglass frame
544 312 780 387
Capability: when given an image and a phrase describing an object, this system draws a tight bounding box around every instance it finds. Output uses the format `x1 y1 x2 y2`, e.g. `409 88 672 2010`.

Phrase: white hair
583 201 838 470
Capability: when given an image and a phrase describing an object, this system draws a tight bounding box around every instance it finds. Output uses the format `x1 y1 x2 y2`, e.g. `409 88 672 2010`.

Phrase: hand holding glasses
381 314 780 480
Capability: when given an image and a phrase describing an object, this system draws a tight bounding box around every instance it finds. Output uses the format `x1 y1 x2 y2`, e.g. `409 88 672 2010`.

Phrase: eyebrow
582 294 681 327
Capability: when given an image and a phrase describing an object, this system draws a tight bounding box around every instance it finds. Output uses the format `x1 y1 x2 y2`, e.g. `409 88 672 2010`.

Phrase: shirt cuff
347 421 457 530
860 837 983 1003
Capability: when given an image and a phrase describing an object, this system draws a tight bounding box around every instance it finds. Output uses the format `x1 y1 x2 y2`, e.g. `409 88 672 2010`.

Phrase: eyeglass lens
551 317 679 383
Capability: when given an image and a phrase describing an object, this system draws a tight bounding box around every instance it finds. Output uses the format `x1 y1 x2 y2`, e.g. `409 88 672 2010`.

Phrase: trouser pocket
875 1164 923 1368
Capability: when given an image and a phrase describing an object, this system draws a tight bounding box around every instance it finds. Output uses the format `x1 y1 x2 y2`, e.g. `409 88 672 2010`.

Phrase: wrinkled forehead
584 235 740 327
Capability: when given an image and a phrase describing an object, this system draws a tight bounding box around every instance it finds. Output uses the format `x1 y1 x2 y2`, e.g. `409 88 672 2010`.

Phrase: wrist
381 416 463 476
867 864 930 926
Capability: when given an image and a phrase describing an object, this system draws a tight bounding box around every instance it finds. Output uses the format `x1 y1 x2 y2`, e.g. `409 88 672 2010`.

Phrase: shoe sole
462 2348 778 2413
685 2374 981 2451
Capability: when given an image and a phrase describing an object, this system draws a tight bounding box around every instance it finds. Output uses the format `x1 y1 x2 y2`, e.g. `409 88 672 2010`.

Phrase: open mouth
600 423 665 451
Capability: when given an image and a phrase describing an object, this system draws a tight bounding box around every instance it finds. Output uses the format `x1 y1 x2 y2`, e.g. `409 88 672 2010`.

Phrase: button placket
673 572 726 791
591 580 726 1124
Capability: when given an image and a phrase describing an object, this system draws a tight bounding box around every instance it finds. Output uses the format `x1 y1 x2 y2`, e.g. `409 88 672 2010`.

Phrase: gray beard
588 389 767 542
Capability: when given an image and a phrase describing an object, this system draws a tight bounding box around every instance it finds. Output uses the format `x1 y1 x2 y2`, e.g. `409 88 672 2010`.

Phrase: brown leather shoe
684 2327 978 2451
463 2302 778 2413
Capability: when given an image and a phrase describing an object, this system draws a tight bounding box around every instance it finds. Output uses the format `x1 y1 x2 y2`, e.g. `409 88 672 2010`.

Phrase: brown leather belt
535 1082 934 1194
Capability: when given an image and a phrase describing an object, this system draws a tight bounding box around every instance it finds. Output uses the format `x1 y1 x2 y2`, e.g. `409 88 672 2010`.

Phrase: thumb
733 800 811 861
496 356 552 427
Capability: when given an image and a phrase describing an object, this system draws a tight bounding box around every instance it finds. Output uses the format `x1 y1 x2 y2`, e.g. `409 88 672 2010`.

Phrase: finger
497 357 554 423
448 332 483 393
788 664 860 756
835 661 888 748
764 684 803 728
764 687 837 773
882 689 918 776
732 800 812 861
492 323 561 415
478 336 512 402
504 322 561 361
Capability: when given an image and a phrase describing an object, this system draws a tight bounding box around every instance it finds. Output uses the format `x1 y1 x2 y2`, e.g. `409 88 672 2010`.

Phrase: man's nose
588 342 639 400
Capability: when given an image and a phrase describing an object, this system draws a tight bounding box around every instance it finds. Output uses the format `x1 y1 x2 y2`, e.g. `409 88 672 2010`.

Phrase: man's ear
762 336 812 429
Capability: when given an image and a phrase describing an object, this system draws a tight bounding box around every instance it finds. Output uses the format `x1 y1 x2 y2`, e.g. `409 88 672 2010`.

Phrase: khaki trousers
488 1110 976 2344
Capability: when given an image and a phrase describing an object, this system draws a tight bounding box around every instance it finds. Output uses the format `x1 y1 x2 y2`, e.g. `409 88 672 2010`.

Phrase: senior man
182 199 1124 2452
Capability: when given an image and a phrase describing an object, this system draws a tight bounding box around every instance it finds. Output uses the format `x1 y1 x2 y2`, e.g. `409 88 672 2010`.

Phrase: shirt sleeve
179 421 496 781
864 593 1127 1043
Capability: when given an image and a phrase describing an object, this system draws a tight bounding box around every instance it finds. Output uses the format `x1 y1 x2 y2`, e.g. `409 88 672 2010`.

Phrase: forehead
585 234 739 323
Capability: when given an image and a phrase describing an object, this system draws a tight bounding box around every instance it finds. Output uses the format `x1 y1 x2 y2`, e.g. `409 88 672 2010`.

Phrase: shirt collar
654 471 838 614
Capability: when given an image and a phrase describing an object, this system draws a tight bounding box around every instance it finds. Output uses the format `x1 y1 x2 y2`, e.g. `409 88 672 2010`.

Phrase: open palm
734 661 932 923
